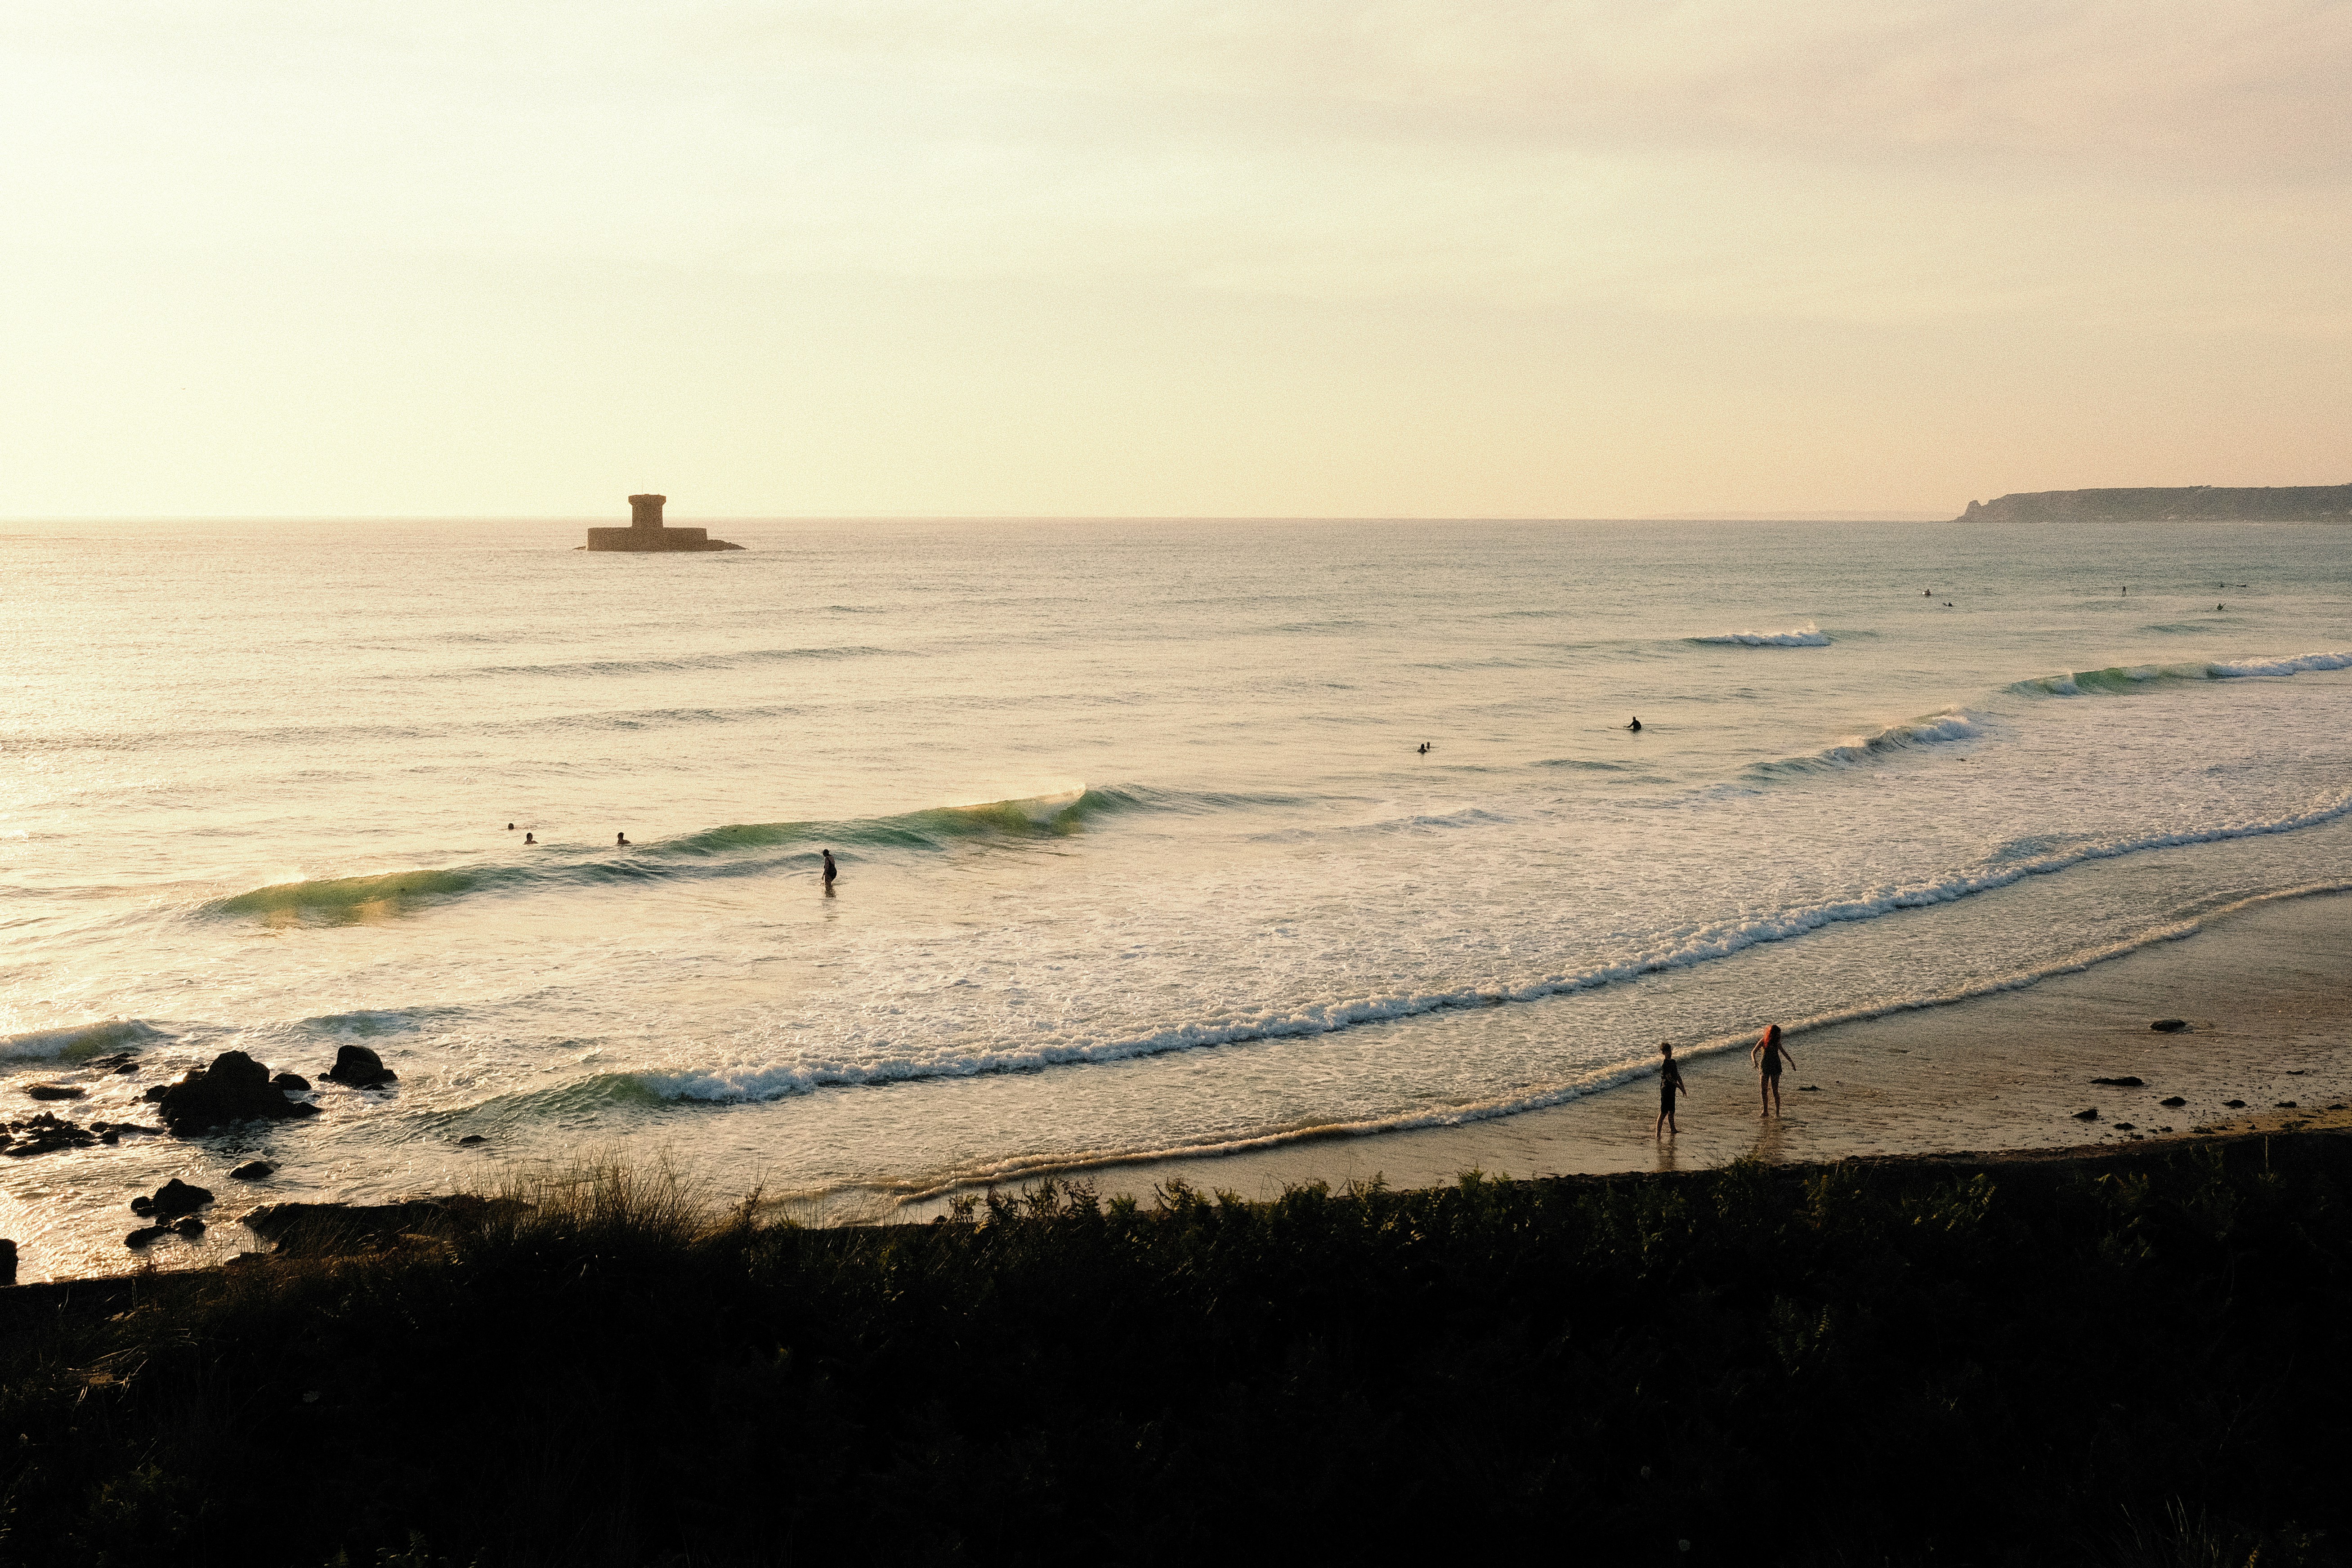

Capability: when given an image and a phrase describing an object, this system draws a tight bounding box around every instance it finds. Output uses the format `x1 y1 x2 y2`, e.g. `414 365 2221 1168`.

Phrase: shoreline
893 886 2352 1216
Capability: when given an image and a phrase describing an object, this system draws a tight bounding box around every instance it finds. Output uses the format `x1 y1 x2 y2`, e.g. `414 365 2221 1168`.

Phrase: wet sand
901 888 2352 1212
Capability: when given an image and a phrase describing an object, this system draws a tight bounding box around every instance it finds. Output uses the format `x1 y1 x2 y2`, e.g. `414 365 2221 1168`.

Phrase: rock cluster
150 1051 321 1133
127 1179 216 1248
2 1112 156 1157
24 1083 85 1101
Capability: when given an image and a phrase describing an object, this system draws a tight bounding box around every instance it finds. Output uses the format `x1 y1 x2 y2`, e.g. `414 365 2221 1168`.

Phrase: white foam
1693 622 1831 647
866 880 2352 1204
640 786 2352 1107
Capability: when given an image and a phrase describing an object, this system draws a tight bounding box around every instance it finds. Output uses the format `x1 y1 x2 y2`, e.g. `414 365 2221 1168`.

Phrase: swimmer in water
1417 742 1430 755
616 832 630 847
1627 717 1642 733
506 822 514 831
1654 1040 1685 1139
821 849 837 890
523 832 535 844
1750 1023 1792 1118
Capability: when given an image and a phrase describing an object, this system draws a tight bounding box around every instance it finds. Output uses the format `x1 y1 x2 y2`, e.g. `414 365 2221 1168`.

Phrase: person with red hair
1750 1023 1793 1118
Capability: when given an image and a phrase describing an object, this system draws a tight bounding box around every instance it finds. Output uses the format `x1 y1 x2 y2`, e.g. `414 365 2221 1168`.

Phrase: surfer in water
615 832 630 847
1627 716 1642 733
523 832 535 845
1654 1040 1686 1139
1417 742 1430 755
1750 1023 1792 1118
821 849 837 891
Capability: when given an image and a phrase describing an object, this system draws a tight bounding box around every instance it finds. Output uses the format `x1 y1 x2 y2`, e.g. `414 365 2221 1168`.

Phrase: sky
3 1 2348 520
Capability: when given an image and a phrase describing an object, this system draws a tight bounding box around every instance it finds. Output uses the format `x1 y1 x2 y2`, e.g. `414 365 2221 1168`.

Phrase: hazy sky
4 2 2347 518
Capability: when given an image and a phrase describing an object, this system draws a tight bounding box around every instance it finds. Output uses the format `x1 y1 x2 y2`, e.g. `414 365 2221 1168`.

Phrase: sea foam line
854 880 2352 1206
639 787 2352 1107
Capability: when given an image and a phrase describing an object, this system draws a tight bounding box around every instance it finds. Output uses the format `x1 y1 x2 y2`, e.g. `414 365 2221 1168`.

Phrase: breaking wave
1692 622 1831 647
204 786 1295 920
1750 710 1980 777
0 1018 168 1065
2013 649 2352 697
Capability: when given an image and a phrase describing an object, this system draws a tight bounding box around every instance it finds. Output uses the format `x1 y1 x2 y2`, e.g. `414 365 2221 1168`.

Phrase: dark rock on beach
2224 1099 2247 1108
124 1225 171 1249
457 1134 487 1145
24 1083 85 1101
2276 1101 2298 1109
85 1050 139 1071
271 1073 312 1092
229 1160 275 1181
2112 1123 2136 1131
2072 1108 2100 1121
157 1051 324 1133
170 1215 206 1237
322 1044 398 1088
2151 1019 2189 1032
2160 1096 2187 1107
241 1194 517 1257
2091 1077 2144 1087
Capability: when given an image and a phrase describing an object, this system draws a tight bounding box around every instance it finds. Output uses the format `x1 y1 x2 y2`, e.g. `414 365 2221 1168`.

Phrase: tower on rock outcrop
582 494 742 552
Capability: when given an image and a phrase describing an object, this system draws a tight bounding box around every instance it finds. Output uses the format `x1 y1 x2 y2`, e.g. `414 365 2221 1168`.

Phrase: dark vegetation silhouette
0 1135 2346 1566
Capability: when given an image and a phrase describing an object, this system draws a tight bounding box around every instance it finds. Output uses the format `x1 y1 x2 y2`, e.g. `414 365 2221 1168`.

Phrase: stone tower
583 494 742 552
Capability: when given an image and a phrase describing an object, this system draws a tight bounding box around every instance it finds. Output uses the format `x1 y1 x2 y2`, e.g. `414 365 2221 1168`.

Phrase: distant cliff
1956 485 2352 523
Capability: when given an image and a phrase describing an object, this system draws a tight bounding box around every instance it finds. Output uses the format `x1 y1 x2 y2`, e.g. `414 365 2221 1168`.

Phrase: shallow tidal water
4 515 2350 1277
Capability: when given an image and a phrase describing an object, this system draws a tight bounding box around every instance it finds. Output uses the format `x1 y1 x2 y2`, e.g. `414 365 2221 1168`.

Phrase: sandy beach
902 887 2352 1214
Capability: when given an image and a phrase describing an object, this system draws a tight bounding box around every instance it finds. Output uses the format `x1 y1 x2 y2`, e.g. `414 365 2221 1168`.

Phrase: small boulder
125 1225 170 1249
322 1045 398 1088
24 1084 84 1101
2159 1096 2187 1108
2112 1122 2136 1131
2151 1019 2188 1033
157 1051 323 1133
456 1134 487 1145
2276 1101 2298 1108
134 1178 215 1218
2223 1099 2246 1108
228 1160 275 1181
2091 1077 2144 1087
2072 1107 2100 1121
170 1215 206 1237
271 1073 312 1092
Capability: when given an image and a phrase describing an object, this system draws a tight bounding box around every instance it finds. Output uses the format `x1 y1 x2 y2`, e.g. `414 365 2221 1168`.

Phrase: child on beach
1654 1040 1685 1139
1751 1023 1792 1118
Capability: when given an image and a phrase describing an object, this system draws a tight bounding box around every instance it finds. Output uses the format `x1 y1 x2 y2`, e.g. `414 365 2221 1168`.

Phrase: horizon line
0 509 1963 525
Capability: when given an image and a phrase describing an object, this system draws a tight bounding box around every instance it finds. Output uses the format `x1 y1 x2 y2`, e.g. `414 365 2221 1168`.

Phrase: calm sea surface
5 516 2350 1275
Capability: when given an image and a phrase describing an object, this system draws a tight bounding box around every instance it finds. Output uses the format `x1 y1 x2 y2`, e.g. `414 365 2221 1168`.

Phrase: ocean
5 515 2350 1277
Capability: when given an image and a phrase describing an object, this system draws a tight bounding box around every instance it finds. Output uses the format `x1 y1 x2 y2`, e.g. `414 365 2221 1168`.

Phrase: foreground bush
1 1135 2346 1566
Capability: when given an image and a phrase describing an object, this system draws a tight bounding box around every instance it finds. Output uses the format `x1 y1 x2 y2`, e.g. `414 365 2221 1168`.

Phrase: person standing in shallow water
821 849 837 891
1654 1040 1685 1139
1751 1023 1792 1117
